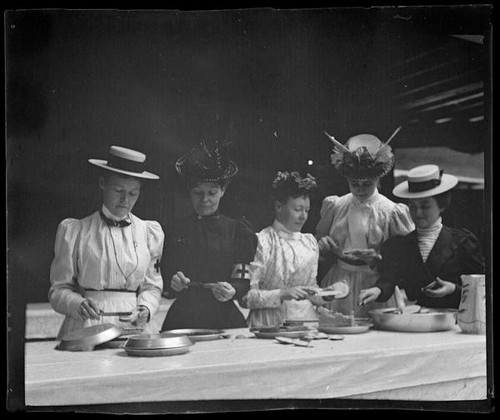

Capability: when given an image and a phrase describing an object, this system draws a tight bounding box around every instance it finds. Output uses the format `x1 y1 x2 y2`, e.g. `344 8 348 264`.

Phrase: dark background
5 6 493 412
6 7 490 304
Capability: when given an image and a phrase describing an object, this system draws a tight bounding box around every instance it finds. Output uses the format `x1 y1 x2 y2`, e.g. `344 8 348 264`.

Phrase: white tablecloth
25 326 487 406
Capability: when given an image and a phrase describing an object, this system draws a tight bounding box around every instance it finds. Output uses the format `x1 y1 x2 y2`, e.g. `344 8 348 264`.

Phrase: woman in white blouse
316 132 414 317
244 171 329 328
49 146 164 338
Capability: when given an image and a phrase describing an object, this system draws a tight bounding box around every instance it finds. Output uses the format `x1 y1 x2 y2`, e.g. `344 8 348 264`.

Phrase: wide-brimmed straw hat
175 139 238 182
89 146 159 179
328 133 395 180
393 164 458 199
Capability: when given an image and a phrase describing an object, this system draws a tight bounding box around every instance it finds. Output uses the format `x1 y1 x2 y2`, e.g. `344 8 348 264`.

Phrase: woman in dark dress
358 164 484 309
161 140 258 330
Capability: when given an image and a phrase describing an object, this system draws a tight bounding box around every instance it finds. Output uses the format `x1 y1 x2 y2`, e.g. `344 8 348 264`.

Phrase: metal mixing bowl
369 308 457 332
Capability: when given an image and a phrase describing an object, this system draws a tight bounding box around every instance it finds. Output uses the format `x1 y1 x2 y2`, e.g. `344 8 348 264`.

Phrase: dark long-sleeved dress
161 213 258 330
375 226 484 309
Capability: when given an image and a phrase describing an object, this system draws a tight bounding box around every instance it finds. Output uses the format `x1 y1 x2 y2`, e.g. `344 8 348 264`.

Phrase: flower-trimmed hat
393 164 458 199
272 171 317 201
325 127 401 181
175 139 238 182
89 145 159 179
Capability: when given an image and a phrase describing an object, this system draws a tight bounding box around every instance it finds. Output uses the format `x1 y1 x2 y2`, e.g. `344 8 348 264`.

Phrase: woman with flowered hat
359 164 484 309
243 171 340 328
160 139 258 331
49 146 164 338
315 129 415 317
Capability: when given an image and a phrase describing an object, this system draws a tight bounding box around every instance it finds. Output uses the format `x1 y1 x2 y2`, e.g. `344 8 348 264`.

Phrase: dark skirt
161 289 247 331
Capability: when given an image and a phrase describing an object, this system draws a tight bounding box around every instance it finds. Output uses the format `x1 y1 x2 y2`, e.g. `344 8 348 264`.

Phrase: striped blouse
416 217 443 262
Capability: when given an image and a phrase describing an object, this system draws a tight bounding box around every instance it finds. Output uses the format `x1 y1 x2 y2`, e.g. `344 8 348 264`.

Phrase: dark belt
337 256 368 267
84 288 136 293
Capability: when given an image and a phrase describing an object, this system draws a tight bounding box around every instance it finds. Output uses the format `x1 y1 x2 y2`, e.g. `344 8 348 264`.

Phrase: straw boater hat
325 128 401 181
393 164 458 199
89 145 159 179
175 139 238 182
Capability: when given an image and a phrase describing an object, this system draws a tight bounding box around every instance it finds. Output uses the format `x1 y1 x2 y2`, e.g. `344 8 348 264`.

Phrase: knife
189 282 217 289
100 311 134 316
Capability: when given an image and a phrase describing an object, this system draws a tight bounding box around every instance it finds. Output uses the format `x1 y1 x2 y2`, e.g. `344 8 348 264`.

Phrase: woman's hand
280 286 311 302
421 277 456 298
211 282 236 302
171 271 190 292
358 287 382 306
318 236 339 256
78 298 101 321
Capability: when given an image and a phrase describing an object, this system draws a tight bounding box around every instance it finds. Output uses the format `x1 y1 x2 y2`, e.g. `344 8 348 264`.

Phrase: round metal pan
95 328 145 349
124 346 191 357
124 333 193 349
369 308 457 332
318 324 372 334
161 329 226 342
57 324 122 351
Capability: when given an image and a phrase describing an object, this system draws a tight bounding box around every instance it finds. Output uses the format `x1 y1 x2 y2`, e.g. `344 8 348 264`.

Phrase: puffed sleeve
388 202 415 237
457 229 485 275
137 221 165 317
315 195 339 239
243 231 282 309
48 218 86 319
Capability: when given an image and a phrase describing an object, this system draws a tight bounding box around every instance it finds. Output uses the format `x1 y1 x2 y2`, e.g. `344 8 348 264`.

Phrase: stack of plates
57 324 122 351
123 333 194 357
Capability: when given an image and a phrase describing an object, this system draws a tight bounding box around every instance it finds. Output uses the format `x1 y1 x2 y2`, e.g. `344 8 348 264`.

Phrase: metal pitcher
458 274 486 335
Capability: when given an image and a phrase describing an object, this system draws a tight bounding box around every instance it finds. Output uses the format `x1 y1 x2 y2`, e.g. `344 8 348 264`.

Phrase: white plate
124 346 191 357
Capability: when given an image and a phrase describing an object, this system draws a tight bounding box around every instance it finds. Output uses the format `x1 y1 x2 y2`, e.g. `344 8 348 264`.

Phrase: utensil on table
123 333 193 357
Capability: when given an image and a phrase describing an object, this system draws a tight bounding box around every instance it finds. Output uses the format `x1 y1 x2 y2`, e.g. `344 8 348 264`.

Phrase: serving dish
160 329 227 342
369 307 457 332
318 324 372 334
57 324 122 351
124 346 191 357
124 333 193 349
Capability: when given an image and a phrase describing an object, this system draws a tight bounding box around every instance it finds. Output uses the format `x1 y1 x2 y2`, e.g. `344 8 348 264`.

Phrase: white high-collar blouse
49 209 164 321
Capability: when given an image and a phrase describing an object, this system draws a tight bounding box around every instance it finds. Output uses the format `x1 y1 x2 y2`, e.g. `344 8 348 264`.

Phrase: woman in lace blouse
244 171 331 327
316 132 414 317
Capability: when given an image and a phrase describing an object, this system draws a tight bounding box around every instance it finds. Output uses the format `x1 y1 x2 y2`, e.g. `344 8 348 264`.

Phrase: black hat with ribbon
393 164 458 199
89 146 159 179
175 139 238 182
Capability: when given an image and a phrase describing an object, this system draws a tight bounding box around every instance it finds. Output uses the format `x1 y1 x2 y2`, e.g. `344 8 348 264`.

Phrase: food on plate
318 310 354 327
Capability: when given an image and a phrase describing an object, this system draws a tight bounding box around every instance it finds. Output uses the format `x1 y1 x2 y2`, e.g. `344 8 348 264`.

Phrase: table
25 326 487 406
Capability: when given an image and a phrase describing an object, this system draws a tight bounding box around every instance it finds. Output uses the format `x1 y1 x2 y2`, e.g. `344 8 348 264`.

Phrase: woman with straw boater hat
160 139 258 331
359 164 484 309
49 146 164 338
315 129 415 317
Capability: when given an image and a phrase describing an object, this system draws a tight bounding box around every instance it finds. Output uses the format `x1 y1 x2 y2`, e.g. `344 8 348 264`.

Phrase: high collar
195 211 221 221
417 217 443 235
351 188 379 207
101 204 130 222
272 219 302 240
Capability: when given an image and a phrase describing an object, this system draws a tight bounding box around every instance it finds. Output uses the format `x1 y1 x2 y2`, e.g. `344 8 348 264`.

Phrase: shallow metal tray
57 324 122 351
124 333 193 349
161 329 227 342
124 346 191 357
